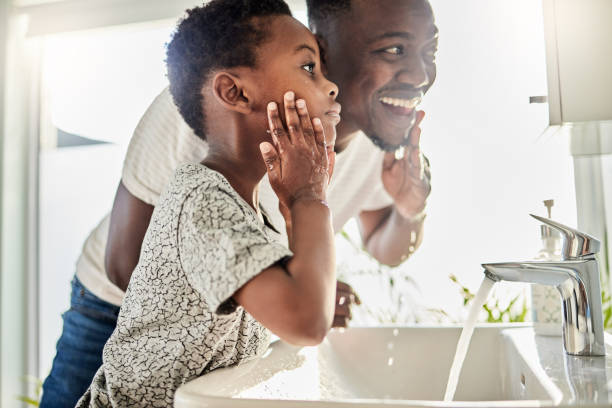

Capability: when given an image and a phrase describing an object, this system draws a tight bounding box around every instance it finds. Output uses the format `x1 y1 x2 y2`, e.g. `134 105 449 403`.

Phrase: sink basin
175 324 571 407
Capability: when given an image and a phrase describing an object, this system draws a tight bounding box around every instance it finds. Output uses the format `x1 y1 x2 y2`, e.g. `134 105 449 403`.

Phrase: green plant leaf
16 396 39 406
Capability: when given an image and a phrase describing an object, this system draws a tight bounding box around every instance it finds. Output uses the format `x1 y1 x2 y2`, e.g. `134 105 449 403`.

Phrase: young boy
76 0 340 406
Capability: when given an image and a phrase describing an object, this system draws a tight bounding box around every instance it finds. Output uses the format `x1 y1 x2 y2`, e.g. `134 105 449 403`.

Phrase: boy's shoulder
170 163 232 200
169 162 222 188
169 163 251 225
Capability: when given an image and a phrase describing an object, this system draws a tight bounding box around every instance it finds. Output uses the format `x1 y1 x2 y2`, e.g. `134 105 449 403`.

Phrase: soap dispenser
530 199 563 336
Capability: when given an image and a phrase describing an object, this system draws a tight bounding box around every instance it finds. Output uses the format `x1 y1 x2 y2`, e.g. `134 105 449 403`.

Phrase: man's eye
302 63 315 74
383 46 403 55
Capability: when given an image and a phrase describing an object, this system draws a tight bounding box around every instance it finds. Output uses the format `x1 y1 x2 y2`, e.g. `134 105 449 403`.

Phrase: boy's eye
383 46 403 55
302 63 315 74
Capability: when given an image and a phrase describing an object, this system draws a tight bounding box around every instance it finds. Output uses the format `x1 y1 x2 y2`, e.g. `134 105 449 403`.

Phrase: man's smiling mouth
378 95 422 119
379 96 421 109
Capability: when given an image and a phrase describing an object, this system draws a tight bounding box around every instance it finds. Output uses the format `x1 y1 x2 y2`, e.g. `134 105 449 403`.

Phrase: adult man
40 0 437 406
308 0 436 264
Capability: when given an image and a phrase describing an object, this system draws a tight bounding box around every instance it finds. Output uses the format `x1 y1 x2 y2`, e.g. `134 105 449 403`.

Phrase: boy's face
250 15 340 148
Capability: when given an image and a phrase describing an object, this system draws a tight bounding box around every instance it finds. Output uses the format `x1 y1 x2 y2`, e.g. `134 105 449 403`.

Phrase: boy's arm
234 93 336 346
234 200 335 345
105 182 154 291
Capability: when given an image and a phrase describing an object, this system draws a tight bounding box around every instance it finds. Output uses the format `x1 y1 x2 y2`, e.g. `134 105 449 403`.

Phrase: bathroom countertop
501 328 612 406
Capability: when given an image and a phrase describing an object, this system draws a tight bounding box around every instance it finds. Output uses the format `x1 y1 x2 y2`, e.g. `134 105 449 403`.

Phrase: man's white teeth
380 96 420 109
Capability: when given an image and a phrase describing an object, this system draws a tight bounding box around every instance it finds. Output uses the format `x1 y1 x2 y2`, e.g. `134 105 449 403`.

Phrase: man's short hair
166 0 292 140
306 0 351 32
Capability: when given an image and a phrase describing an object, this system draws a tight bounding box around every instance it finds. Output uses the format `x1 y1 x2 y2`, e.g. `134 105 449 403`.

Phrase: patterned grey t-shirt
77 163 293 407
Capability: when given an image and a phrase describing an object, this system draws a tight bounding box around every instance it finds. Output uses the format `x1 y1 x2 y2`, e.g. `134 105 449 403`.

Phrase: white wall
0 1 10 403
1 11 40 407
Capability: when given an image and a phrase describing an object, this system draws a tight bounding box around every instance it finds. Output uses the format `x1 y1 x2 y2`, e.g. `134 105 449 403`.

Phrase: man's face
323 0 438 147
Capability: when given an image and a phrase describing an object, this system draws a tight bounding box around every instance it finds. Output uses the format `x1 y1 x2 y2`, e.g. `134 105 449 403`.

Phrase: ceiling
14 0 307 36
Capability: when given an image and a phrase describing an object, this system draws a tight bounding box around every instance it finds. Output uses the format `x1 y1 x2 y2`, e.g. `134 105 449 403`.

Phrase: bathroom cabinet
542 0 612 125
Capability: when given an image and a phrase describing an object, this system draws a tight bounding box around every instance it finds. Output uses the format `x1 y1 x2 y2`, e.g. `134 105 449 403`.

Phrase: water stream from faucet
443 276 496 401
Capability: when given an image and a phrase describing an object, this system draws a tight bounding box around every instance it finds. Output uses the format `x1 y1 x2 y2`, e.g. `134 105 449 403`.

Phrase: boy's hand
260 91 332 211
333 280 361 328
277 149 335 245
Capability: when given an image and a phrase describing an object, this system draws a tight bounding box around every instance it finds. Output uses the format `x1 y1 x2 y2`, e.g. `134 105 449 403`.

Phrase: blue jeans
40 277 120 408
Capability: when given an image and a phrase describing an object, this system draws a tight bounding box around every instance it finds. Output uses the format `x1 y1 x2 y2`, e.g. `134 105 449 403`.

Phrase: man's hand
381 110 431 220
333 280 361 328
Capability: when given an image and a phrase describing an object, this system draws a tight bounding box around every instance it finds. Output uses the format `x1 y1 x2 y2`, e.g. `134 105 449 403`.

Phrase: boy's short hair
306 0 351 32
166 0 292 140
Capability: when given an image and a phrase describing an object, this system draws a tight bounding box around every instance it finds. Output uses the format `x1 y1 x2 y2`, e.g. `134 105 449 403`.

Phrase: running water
443 276 496 401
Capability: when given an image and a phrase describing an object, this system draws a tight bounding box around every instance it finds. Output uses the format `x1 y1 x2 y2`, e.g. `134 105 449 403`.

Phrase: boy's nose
327 80 339 99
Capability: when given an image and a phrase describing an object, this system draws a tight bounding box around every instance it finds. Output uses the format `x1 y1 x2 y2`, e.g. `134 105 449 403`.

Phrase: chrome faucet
482 215 605 356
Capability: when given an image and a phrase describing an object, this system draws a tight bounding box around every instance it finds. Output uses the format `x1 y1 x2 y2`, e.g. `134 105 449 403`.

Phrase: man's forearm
105 182 155 292
363 206 425 266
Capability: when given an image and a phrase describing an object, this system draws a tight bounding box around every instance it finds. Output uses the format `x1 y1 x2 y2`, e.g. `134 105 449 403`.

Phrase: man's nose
395 57 430 88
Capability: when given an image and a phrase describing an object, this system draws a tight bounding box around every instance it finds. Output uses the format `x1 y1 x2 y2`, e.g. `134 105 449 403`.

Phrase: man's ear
314 34 329 74
211 71 252 115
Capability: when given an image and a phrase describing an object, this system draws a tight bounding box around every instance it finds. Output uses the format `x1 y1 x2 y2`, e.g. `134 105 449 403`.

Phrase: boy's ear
211 71 252 115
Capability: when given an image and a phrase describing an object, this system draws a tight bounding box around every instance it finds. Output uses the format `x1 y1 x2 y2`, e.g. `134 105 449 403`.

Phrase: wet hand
381 110 431 220
260 91 335 211
333 280 361 328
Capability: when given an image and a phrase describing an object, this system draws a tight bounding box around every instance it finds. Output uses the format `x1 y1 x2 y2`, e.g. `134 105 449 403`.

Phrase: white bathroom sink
174 324 579 407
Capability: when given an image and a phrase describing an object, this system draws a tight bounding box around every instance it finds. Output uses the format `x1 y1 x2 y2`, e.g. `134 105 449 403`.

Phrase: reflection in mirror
342 0 576 325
